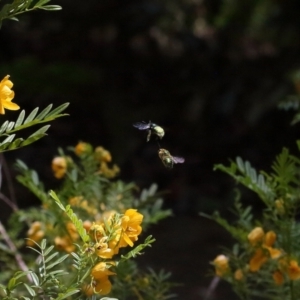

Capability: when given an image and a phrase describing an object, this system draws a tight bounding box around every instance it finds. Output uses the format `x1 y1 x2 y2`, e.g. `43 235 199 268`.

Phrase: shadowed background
1 0 300 298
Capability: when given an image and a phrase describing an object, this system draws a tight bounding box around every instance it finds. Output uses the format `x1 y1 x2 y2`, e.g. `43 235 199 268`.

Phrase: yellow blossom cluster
94 145 120 178
85 209 143 295
54 222 79 253
213 227 300 286
51 143 120 179
69 196 98 215
248 227 282 272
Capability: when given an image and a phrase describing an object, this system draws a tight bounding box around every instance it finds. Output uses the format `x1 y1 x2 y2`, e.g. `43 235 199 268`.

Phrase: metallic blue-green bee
133 121 165 142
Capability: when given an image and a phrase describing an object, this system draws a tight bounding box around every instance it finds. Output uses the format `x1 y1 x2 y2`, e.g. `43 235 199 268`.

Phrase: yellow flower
95 146 112 162
0 75 20 114
249 248 268 272
66 222 79 241
213 255 229 277
94 279 112 295
91 262 115 295
287 260 300 280
51 156 67 179
234 269 244 281
264 246 282 259
83 220 92 232
119 209 143 247
99 161 120 178
54 236 75 253
75 141 92 156
264 231 276 247
273 270 284 285
95 237 114 259
26 221 45 246
82 284 94 296
275 199 285 214
248 227 264 245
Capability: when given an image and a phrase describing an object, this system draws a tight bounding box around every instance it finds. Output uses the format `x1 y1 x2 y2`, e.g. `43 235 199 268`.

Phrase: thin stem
290 280 295 300
0 192 18 212
0 221 32 283
0 154 18 207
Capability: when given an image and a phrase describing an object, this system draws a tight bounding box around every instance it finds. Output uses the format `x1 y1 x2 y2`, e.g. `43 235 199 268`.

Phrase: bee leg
156 139 161 149
146 130 151 142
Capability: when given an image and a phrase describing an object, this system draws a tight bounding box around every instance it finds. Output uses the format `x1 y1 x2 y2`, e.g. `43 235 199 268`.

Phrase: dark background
1 0 300 299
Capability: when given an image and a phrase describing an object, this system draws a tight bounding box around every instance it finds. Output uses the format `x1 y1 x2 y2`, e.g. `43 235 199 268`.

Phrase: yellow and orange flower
248 228 282 272
54 235 76 253
234 269 244 281
26 221 45 246
91 262 115 295
75 142 92 156
119 209 143 248
287 260 300 280
249 248 268 272
248 227 264 246
94 146 112 162
0 75 20 114
95 237 114 259
213 254 229 277
99 162 120 178
52 156 67 179
273 270 284 285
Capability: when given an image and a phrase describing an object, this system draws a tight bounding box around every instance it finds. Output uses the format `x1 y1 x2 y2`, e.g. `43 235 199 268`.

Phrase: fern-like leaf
49 190 90 243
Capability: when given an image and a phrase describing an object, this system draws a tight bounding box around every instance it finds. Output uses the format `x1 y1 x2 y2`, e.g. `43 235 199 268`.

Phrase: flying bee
133 121 165 142
158 148 185 169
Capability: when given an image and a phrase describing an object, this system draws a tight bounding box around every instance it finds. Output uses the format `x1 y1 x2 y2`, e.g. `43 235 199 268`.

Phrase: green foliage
50 190 90 244
0 103 69 152
209 143 300 300
0 0 61 27
0 143 174 299
112 260 176 300
0 239 78 300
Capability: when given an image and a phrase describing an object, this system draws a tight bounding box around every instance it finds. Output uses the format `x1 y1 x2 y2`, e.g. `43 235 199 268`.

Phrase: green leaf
1 134 15 144
46 254 69 270
23 283 36 296
41 239 47 250
28 125 50 138
43 245 55 256
29 272 39 286
7 277 16 290
19 133 46 147
8 138 24 150
49 190 66 211
47 270 68 277
45 103 69 118
6 121 15 131
44 252 59 264
35 104 53 119
0 121 9 134
35 0 51 6
14 110 25 128
55 289 80 300
24 107 39 124
15 159 28 170
38 5 62 10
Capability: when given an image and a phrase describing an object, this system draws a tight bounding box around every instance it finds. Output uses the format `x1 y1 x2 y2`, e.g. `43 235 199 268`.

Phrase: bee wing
172 156 185 164
133 122 150 130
